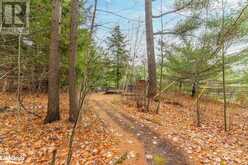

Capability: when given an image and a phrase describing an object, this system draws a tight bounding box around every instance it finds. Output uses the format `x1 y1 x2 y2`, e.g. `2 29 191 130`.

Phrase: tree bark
145 0 157 98
69 0 79 123
44 0 61 124
66 1 98 164
156 0 164 114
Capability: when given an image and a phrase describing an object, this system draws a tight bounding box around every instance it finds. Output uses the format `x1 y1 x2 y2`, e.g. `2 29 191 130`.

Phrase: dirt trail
91 94 189 165
91 97 148 165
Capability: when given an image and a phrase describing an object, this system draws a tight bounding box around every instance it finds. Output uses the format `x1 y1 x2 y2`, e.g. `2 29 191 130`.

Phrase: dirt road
90 94 189 165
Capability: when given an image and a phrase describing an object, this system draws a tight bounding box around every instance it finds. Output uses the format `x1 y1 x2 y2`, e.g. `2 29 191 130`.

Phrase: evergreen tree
163 0 248 97
165 42 221 96
106 25 129 89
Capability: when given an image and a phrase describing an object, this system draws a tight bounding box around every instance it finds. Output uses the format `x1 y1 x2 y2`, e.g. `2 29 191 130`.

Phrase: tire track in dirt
91 100 148 165
93 100 189 165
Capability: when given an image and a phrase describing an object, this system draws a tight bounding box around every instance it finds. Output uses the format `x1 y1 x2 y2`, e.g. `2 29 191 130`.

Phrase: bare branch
153 0 194 19
153 31 178 36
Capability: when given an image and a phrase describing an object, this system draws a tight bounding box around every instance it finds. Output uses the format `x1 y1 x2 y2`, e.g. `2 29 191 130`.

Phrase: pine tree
165 42 221 96
44 0 61 124
68 0 80 123
106 25 129 89
145 0 157 98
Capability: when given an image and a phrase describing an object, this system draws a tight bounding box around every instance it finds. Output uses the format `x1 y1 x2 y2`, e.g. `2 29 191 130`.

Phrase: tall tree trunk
145 0 157 98
156 0 164 114
44 0 61 124
69 0 79 123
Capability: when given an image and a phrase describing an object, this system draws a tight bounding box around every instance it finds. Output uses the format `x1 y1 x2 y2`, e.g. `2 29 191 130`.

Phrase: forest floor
0 92 248 165
91 95 188 165
100 92 248 165
0 92 142 165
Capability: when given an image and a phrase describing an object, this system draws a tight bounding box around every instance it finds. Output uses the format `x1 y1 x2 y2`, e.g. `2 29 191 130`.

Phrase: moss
153 155 167 165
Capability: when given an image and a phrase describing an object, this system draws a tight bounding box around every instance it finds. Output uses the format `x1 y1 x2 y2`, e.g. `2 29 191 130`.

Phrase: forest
0 0 248 164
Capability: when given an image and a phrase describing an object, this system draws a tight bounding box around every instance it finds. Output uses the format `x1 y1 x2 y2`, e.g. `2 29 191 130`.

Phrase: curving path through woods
91 94 189 165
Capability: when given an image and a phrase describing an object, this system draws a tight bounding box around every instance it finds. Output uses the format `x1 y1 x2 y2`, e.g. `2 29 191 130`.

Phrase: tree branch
153 0 194 19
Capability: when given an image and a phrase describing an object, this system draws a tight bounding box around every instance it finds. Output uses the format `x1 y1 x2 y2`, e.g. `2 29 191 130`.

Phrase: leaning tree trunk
69 0 79 123
44 0 61 124
145 0 157 98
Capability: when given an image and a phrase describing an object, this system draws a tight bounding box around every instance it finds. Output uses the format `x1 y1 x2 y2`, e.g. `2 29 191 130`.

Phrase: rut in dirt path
94 101 189 165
